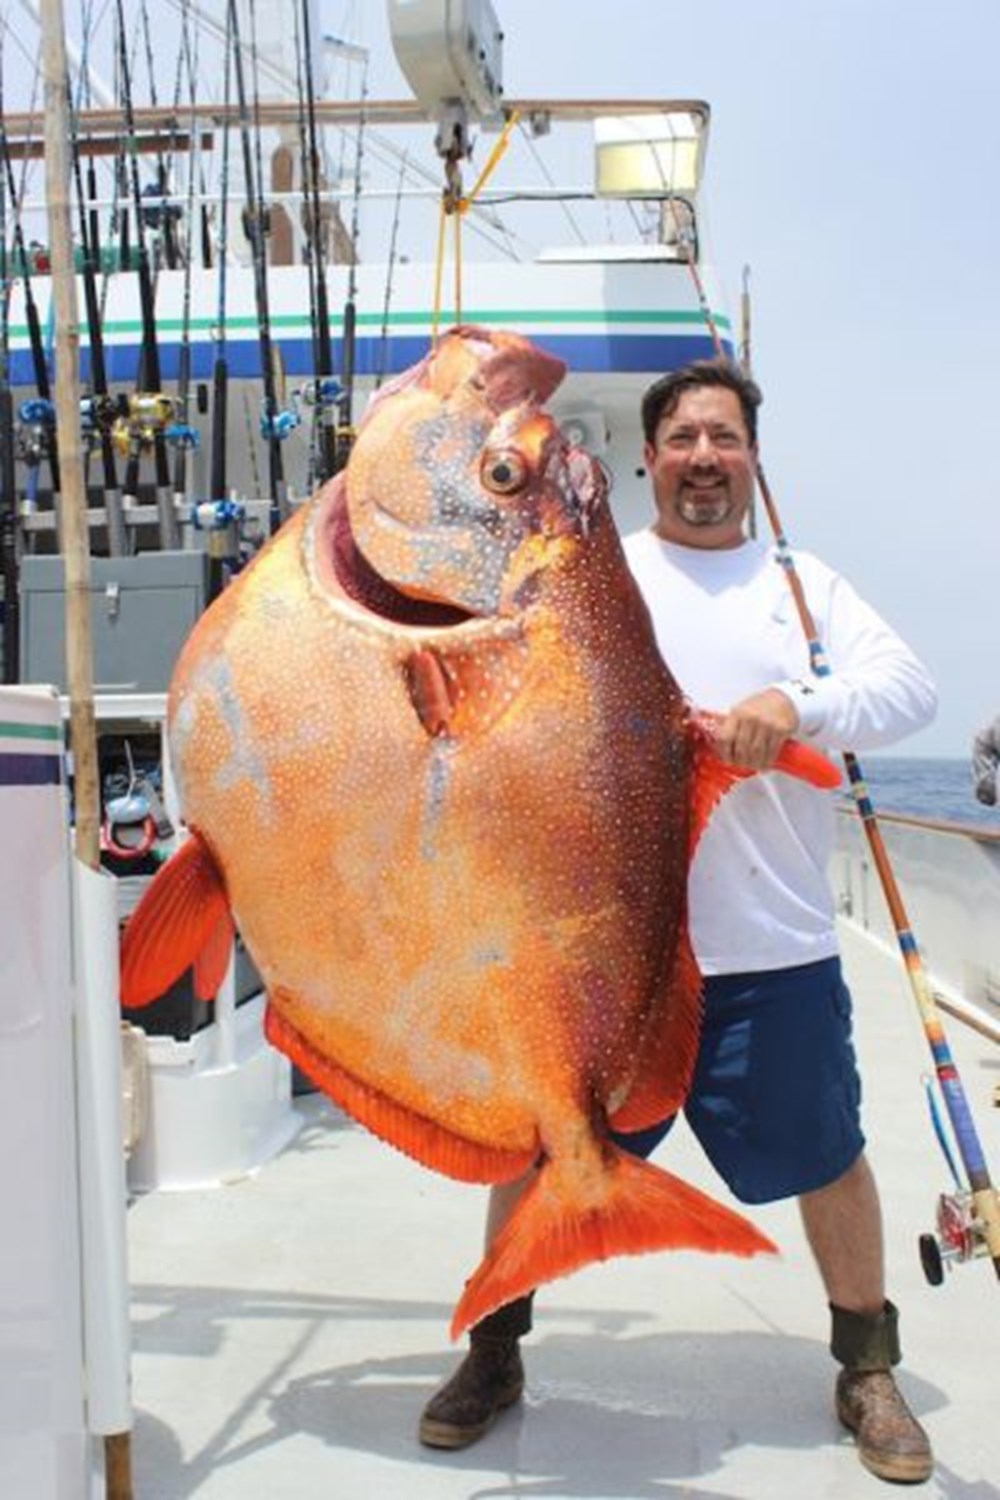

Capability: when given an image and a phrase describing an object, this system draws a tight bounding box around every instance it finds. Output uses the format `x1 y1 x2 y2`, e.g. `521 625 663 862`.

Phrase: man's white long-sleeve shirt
623 529 938 974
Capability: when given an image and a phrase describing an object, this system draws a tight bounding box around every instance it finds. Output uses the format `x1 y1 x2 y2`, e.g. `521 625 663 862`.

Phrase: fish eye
481 450 529 494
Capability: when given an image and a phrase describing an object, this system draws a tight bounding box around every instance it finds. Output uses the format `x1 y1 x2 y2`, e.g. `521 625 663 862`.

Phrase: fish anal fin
451 1148 777 1339
609 927 702 1133
120 832 232 1008
264 1002 537 1185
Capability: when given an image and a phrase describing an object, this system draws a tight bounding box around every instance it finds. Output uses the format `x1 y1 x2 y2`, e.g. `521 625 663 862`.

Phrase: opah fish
121 326 839 1336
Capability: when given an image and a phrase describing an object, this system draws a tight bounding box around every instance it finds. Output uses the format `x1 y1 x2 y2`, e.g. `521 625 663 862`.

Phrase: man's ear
642 441 656 471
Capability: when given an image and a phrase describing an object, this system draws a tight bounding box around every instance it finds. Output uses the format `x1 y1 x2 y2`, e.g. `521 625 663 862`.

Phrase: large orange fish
121 326 839 1337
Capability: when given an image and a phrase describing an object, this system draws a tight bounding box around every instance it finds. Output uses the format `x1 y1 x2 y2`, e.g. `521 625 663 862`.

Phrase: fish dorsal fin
403 634 530 739
120 831 234 1008
689 711 841 860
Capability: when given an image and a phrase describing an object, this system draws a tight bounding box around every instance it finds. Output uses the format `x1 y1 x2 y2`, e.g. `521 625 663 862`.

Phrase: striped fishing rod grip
755 460 1000 1279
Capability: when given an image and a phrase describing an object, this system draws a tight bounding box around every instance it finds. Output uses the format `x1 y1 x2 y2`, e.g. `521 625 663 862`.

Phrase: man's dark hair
641 358 763 446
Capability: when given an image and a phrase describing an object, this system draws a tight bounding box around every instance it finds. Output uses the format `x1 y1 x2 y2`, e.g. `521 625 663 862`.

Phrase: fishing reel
140 181 183 235
165 420 200 452
295 376 343 411
190 499 245 532
259 403 301 442
15 397 56 466
80 393 129 439
111 393 176 456
918 1190 992 1285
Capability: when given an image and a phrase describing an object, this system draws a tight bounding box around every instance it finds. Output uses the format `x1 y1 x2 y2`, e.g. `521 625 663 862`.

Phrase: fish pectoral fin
120 831 234 1007
403 647 458 737
450 1148 777 1340
264 1001 537 1185
609 928 702 1132
688 712 841 857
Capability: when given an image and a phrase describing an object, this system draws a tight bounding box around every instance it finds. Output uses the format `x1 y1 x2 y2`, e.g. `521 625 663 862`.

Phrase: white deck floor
126 923 1000 1499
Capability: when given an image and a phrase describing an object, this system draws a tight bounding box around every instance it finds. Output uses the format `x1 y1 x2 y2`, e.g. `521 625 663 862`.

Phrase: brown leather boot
419 1295 533 1449
831 1300 933 1484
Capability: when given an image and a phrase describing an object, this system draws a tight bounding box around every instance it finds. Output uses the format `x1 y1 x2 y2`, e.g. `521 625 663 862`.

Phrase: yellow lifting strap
431 110 521 344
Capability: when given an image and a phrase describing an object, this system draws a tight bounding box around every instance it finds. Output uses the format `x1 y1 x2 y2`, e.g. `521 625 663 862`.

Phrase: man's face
643 386 757 549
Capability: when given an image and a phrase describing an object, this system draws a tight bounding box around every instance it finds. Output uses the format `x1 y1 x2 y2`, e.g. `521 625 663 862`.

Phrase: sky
347 0 998 759
10 0 999 757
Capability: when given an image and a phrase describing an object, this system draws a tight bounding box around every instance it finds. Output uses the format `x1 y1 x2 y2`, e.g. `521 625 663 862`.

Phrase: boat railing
832 803 1000 1043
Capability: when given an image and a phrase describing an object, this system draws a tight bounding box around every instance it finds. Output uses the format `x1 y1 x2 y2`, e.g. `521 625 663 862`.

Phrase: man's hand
712 688 801 770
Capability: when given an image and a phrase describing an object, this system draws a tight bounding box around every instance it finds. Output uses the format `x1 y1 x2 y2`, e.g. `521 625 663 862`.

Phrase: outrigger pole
681 236 1000 1285
39 0 133 1496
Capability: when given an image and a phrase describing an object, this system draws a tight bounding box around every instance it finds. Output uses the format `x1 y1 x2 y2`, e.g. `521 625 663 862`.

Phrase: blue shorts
612 957 864 1204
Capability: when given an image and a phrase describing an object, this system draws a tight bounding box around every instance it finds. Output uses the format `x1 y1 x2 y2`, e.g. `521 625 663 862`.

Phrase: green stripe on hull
0 721 62 742
9 307 731 341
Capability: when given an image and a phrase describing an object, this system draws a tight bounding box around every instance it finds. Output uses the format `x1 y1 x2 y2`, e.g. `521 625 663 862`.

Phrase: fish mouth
322 484 481 629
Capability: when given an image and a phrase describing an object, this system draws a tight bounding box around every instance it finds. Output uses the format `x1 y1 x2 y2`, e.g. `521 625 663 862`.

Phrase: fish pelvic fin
264 1002 537 1185
689 712 841 858
450 1148 777 1340
120 831 234 1007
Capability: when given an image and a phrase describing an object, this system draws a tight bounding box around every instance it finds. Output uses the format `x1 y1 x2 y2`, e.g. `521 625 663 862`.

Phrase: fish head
344 325 608 617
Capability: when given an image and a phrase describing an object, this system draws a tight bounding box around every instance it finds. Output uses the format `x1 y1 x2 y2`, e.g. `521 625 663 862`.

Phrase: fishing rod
227 0 290 532
167 1 201 520
113 0 180 551
194 0 243 596
137 0 180 271
67 45 128 557
335 56 369 476
291 0 320 493
297 0 337 484
680 233 1000 1286
0 42 61 539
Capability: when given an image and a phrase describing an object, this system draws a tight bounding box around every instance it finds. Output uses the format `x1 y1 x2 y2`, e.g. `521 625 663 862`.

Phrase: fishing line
374 153 407 390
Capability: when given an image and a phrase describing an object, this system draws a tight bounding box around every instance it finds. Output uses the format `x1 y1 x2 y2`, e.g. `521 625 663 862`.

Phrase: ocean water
838 755 999 831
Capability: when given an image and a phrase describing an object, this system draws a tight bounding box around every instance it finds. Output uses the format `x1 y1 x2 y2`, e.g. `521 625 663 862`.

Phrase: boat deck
126 923 1000 1499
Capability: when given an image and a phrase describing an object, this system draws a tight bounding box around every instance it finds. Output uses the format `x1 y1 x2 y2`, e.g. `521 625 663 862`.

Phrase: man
418 359 938 1484
972 716 1000 806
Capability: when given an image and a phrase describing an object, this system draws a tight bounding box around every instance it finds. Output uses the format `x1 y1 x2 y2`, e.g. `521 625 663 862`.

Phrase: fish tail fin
772 738 842 789
120 831 235 1007
689 713 840 856
450 1147 776 1340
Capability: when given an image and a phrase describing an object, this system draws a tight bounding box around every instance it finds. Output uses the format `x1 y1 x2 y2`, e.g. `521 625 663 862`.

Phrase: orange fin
120 832 234 1008
609 925 702 1132
689 712 840 857
451 1147 777 1339
403 648 456 737
265 1002 537 1185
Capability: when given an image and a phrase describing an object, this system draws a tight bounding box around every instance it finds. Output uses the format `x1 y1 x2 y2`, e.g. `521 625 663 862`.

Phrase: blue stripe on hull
0 752 63 786
7 331 733 389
